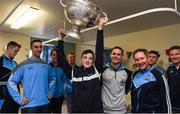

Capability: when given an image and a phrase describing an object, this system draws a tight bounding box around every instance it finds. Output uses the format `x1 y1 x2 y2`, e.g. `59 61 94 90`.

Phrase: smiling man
7 40 56 113
167 45 180 113
101 46 132 114
131 48 171 113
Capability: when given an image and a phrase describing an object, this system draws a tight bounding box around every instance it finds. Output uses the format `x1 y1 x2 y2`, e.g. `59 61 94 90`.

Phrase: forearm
95 30 104 73
7 79 23 105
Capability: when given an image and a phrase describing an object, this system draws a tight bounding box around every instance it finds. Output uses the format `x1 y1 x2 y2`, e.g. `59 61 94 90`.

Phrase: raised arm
95 17 108 73
57 29 72 79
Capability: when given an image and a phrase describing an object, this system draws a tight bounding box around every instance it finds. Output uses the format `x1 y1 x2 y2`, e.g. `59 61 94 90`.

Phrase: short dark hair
81 50 94 59
149 50 160 57
30 40 42 48
133 48 148 59
169 45 180 51
7 41 21 48
110 46 124 55
67 52 75 56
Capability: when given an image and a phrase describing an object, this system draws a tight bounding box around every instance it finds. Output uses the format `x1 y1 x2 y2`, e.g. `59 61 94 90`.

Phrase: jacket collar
105 62 125 71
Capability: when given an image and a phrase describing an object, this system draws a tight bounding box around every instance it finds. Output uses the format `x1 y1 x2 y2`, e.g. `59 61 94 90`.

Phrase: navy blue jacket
0 54 17 99
57 30 104 113
167 64 180 112
131 67 168 113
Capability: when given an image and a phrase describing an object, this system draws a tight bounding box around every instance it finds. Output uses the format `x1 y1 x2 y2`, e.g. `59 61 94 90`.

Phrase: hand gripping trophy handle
101 12 107 19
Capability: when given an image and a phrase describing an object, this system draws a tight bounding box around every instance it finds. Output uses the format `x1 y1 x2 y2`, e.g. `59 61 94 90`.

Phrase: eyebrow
34 45 42 47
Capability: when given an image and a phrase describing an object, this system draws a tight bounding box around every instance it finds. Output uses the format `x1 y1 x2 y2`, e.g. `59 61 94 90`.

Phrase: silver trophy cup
60 0 107 39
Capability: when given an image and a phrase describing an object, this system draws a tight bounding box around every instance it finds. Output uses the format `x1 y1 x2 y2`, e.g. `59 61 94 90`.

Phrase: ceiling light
11 7 39 29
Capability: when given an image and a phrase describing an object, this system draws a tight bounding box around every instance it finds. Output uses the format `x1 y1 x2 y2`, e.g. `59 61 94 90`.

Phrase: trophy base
66 26 81 39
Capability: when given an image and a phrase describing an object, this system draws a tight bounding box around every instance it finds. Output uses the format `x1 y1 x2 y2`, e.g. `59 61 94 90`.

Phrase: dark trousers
172 107 180 113
0 97 19 113
66 94 72 113
49 95 65 113
0 86 19 113
21 104 50 113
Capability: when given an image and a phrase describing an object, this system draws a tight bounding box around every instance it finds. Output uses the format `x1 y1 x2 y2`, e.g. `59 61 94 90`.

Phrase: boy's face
81 53 94 68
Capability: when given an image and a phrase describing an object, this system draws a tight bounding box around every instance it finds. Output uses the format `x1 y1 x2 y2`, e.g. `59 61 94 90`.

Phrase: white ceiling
0 0 180 43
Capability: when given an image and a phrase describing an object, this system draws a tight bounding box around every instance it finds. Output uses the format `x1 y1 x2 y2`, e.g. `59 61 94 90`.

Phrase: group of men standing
0 17 180 113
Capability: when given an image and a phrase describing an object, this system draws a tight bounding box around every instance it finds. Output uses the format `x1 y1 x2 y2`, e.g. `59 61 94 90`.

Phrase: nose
37 47 42 51
85 59 89 62
137 59 143 64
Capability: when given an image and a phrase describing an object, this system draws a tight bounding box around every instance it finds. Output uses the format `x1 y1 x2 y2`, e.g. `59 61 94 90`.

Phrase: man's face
170 49 180 65
8 46 20 58
81 53 93 68
110 49 123 65
148 53 158 65
67 54 75 65
134 52 149 70
31 42 42 58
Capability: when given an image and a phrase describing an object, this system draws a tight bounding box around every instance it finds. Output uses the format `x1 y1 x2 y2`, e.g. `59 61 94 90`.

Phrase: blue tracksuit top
49 62 66 98
7 57 56 109
1 54 17 70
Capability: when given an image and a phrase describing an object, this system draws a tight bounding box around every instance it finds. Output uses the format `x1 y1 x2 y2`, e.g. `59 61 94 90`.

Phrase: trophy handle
101 12 107 18
59 0 67 7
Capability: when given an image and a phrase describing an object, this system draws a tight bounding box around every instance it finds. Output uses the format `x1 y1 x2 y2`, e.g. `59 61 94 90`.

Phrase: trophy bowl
60 0 106 39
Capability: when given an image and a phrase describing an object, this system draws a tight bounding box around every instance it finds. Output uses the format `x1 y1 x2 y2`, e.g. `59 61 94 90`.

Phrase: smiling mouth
139 64 145 67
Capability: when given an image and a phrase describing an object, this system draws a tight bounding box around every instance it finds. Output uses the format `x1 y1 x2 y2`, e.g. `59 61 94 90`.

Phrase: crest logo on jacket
42 65 46 70
169 70 174 74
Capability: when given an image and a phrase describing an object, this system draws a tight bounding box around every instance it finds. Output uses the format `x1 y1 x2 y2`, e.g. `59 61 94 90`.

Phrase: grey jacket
101 63 132 111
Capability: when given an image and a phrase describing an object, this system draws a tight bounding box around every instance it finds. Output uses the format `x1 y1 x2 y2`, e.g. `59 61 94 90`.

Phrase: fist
58 29 66 40
22 97 29 105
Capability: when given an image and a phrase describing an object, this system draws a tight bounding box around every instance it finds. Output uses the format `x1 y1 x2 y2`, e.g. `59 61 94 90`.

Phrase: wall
42 41 76 62
0 31 30 63
64 42 76 56
75 23 180 70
